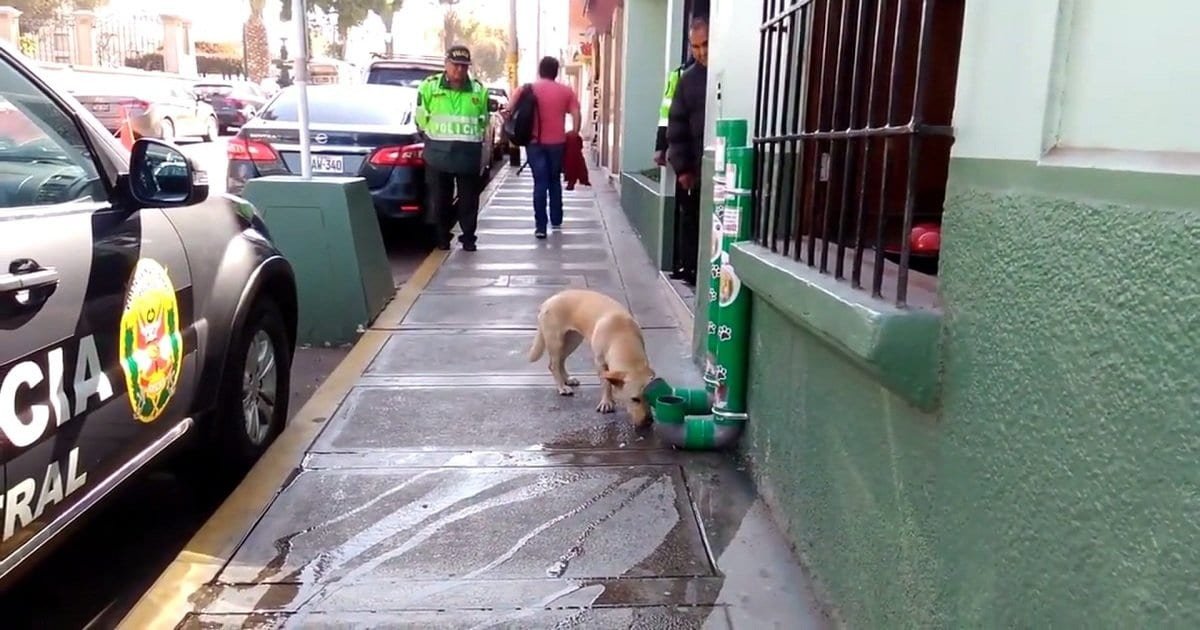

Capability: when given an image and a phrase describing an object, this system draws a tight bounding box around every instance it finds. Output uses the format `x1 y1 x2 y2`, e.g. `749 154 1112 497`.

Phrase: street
0 133 444 629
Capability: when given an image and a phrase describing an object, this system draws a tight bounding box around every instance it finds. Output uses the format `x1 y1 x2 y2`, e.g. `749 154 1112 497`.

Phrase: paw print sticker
714 365 728 381
710 264 721 279
709 288 717 301
707 321 717 334
718 325 733 341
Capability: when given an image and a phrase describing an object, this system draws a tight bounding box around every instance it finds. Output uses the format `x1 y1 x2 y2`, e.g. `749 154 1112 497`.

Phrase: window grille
751 0 964 307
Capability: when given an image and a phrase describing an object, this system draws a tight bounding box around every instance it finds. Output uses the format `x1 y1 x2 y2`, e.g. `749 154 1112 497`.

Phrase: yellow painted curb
117 240 449 630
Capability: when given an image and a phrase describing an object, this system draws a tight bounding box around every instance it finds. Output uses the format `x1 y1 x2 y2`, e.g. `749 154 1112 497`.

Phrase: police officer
415 45 491 251
655 58 693 278
666 17 710 285
654 61 691 168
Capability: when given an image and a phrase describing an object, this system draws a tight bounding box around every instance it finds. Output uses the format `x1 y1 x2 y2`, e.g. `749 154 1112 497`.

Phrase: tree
244 0 271 82
282 0 404 58
436 0 462 53
438 11 507 82
10 0 109 28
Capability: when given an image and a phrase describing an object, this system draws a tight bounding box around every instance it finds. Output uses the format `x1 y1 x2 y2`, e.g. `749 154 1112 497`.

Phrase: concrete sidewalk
126 165 832 629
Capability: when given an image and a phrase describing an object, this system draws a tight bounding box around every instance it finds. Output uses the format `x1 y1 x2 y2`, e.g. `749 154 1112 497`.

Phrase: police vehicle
0 41 298 588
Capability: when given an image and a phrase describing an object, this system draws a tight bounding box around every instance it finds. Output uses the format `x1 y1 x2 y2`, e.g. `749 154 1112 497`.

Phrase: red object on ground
563 131 590 190
910 222 942 253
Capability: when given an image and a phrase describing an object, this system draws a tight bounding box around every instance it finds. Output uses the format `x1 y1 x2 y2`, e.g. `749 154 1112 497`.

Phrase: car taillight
228 137 278 163
369 143 423 167
119 98 150 111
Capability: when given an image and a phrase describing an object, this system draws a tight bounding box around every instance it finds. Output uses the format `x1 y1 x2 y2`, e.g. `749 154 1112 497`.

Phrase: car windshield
259 88 415 126
366 67 439 88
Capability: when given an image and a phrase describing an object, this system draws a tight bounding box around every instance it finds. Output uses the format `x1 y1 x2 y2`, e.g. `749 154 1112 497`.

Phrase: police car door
0 54 190 569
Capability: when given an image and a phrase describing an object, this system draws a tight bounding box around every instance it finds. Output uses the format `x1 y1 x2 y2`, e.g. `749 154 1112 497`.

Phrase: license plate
91 103 110 112
311 155 343 173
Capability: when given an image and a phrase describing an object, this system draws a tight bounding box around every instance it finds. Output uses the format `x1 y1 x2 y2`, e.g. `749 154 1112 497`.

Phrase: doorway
668 0 710 287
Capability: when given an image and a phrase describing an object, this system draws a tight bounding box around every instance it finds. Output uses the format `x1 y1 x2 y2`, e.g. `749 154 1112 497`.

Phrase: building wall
618 0 669 174
700 0 1200 626
702 0 760 147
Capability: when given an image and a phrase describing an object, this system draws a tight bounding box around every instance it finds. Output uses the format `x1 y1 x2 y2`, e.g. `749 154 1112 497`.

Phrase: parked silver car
72 80 218 142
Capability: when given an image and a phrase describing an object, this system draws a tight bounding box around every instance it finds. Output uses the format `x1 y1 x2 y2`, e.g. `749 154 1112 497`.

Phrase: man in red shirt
508 56 582 238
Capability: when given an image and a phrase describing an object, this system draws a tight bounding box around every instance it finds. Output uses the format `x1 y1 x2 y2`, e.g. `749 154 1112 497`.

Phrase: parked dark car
0 40 298 589
227 83 495 225
366 57 506 163
193 80 269 134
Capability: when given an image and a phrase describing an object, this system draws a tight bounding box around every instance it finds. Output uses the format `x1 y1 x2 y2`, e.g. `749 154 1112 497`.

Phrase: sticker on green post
713 119 749 172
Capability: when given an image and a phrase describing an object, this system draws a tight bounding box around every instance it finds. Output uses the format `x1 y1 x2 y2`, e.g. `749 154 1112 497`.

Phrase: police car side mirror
488 98 500 113
127 138 209 208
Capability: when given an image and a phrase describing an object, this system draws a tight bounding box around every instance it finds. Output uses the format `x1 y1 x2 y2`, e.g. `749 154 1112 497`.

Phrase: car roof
368 55 444 70
274 83 418 101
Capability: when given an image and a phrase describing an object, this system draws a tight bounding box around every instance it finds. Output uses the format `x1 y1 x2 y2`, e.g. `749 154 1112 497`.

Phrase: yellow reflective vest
415 73 489 174
658 65 684 128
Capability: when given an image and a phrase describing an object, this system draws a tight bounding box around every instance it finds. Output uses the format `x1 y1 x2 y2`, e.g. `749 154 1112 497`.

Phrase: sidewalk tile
176 164 833 629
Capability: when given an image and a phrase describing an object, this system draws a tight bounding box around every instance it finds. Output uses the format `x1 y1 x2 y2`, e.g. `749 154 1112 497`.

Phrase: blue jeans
526 143 565 232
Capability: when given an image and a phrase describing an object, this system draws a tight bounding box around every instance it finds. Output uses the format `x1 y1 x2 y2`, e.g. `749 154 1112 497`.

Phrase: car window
259 89 416 126
0 59 107 208
366 67 438 88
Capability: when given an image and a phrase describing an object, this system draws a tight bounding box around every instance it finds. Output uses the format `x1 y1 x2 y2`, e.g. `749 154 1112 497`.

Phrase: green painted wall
744 298 940 627
738 160 1200 627
619 0 669 172
619 171 674 271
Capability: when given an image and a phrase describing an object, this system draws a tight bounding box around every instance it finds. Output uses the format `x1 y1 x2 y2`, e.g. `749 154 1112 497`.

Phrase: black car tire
213 296 292 473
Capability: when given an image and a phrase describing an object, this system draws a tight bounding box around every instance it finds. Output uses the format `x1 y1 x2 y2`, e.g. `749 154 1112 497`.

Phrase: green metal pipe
644 377 710 415
651 407 746 451
649 120 753 452
713 146 755 416
704 119 750 395
644 376 746 451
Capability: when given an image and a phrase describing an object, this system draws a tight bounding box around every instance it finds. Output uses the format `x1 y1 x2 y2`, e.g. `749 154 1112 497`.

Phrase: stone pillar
72 10 96 66
0 7 21 45
160 13 198 75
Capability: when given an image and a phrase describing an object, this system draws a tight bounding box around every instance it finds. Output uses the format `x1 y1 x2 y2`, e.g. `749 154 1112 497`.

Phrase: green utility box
243 176 393 346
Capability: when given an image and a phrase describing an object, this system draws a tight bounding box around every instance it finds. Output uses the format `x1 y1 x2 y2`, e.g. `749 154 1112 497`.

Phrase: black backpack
504 83 538 146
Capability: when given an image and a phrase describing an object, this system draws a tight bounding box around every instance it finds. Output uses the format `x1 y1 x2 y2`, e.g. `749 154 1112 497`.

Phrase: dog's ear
602 370 626 387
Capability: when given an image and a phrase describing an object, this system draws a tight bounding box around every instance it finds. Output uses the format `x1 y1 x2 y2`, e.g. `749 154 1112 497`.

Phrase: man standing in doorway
415 45 491 251
508 56 582 239
654 60 690 168
666 16 709 285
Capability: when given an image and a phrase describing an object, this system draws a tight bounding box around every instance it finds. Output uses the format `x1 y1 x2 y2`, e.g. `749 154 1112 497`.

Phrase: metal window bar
750 0 952 307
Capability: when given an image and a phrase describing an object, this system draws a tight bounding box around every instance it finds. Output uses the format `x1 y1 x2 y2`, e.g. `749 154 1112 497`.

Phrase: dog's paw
596 400 615 413
565 377 580 387
557 385 576 396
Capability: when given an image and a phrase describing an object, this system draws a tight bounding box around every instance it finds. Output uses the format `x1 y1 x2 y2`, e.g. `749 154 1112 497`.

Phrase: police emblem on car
119 258 184 423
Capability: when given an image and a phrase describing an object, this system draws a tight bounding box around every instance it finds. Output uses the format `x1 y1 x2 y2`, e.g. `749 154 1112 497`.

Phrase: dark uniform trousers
427 168 483 247
673 183 700 284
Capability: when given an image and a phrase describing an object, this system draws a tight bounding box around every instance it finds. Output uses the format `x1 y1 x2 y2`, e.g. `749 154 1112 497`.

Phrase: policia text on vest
415 45 490 251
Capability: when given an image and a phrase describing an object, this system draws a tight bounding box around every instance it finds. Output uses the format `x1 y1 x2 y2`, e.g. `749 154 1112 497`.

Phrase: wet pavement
162 166 831 629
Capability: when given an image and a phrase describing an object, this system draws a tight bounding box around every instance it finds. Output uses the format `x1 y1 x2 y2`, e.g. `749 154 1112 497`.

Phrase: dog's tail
527 330 546 362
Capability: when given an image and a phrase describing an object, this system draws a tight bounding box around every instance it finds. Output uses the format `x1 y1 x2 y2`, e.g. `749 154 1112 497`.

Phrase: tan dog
528 289 655 426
